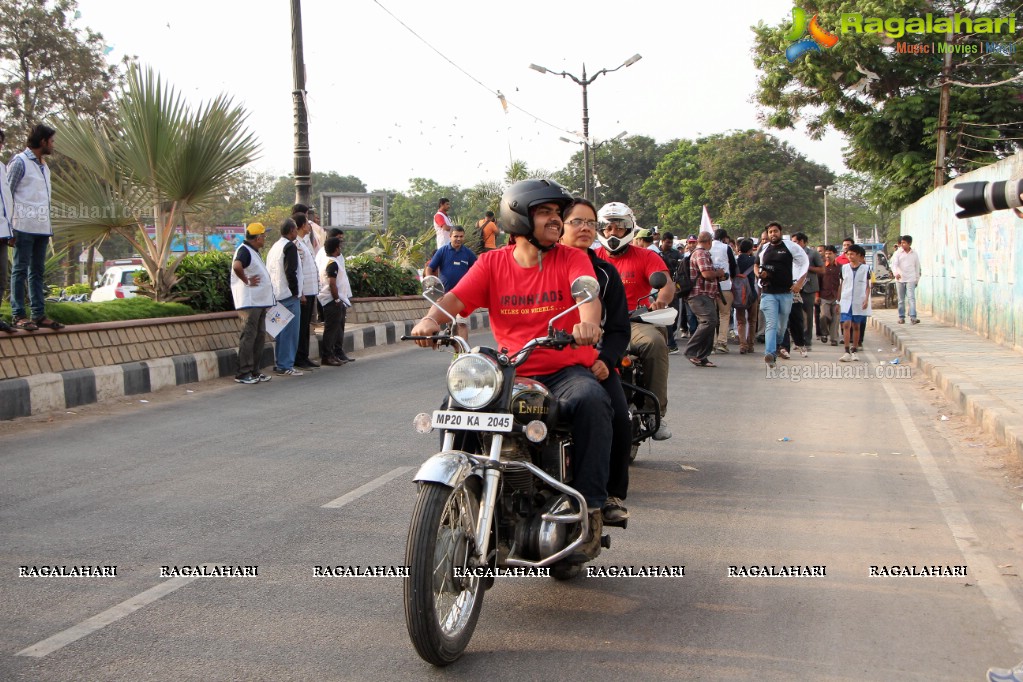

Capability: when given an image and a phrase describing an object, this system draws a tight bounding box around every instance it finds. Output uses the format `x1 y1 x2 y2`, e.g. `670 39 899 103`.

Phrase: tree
555 135 676 226
642 131 834 237
52 66 260 302
0 0 126 142
752 0 1023 209
265 170 366 210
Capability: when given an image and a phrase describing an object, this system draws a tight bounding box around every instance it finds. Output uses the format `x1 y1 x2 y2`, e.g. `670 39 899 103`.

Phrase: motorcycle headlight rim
446 354 503 409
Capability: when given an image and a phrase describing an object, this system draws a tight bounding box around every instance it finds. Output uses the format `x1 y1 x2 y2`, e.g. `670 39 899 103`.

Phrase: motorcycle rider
560 198 632 527
411 179 612 560
594 202 674 440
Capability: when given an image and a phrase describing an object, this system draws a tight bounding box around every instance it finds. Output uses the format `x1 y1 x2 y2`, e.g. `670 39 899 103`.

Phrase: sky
74 0 849 194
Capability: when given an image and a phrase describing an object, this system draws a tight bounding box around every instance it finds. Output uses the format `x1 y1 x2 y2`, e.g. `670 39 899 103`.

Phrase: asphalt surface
2 330 1023 681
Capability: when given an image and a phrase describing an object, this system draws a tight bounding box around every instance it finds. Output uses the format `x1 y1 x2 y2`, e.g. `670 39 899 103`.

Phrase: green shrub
48 283 93 297
2 298 194 325
135 251 235 312
347 254 420 298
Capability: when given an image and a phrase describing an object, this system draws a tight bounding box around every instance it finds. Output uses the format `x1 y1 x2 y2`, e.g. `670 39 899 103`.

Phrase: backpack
475 218 494 254
731 263 756 310
675 254 695 297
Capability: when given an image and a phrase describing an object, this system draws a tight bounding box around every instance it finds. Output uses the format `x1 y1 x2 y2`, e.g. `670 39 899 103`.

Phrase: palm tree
52 65 260 301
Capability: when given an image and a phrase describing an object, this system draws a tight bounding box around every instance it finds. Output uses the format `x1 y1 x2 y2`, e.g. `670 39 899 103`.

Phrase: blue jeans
274 296 302 370
10 231 50 320
760 292 793 358
897 281 917 320
530 365 611 509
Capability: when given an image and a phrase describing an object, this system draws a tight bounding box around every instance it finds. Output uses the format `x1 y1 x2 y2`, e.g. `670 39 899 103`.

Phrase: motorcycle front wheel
404 480 485 666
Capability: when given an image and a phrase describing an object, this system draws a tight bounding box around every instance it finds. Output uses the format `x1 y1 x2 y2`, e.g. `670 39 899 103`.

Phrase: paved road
2 331 1022 680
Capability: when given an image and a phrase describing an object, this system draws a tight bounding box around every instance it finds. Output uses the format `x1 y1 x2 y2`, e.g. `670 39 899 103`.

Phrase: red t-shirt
594 245 669 312
452 244 598 376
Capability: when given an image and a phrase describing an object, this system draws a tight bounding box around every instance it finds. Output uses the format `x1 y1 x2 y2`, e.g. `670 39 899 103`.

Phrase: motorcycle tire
551 562 583 581
404 480 485 666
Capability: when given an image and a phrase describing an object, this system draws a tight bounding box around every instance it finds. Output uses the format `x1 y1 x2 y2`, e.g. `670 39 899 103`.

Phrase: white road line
321 466 414 508
882 379 1023 648
16 574 202 658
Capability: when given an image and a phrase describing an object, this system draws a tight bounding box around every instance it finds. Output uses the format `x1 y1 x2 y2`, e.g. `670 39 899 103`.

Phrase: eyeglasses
566 218 598 229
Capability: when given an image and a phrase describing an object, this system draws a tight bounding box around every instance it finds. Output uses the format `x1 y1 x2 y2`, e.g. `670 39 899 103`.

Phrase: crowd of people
410 181 921 560
229 203 355 384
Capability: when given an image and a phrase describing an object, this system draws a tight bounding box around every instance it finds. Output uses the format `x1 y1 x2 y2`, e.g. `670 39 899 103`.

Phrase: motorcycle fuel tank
510 378 552 426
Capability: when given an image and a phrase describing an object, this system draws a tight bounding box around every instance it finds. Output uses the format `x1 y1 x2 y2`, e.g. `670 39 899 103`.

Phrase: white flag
700 205 714 235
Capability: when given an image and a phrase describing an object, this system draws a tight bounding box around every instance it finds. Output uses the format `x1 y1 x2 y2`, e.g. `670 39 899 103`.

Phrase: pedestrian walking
891 234 921 324
818 245 841 345
684 232 724 367
754 222 809 368
839 244 872 362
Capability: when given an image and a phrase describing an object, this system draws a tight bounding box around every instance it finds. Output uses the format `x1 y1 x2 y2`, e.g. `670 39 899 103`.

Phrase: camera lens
954 179 1023 219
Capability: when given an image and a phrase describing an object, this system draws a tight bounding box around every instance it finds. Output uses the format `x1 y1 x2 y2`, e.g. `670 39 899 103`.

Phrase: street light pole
291 0 312 207
530 54 641 203
815 185 832 246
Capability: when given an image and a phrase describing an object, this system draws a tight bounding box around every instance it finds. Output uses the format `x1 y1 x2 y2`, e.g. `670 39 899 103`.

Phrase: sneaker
851 352 859 362
668 346 680 355
764 353 776 368
256 373 272 382
234 373 258 384
296 360 320 369
989 661 1023 681
911 318 920 325
274 367 304 376
602 497 630 525
714 344 730 354
830 340 838 346
796 346 808 358
898 318 905 324
778 348 790 360
840 352 852 362
652 419 672 440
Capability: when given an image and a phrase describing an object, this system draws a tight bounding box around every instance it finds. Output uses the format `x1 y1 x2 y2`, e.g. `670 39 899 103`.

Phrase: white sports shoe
839 352 852 362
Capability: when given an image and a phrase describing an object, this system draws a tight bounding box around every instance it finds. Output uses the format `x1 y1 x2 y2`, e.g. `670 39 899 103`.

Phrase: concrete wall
901 153 1023 351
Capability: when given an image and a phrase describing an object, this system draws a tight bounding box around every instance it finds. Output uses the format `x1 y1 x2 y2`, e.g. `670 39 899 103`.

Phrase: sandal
13 317 38 331
33 317 65 330
688 357 717 368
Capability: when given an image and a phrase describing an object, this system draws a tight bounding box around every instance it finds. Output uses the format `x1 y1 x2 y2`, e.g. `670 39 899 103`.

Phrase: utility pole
934 27 953 188
291 0 312 207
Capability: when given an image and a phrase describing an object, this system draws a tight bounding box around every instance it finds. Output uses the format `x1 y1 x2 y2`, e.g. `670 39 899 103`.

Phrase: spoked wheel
404 480 485 666
628 403 642 463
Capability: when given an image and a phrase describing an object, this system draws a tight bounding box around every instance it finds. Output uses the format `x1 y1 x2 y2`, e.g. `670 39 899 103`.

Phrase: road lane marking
16 574 202 658
881 379 1023 648
321 466 414 508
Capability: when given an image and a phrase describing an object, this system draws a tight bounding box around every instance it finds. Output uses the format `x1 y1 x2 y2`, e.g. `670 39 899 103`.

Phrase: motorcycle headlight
446 354 503 409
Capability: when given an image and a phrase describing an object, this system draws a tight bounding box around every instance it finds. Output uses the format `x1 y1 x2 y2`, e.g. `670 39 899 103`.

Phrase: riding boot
569 509 603 563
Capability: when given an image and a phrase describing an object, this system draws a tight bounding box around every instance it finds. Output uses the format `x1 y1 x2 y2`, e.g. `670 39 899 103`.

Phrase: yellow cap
246 222 266 236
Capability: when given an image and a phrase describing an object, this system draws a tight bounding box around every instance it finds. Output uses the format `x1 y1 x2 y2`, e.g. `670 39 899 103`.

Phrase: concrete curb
871 316 1023 463
0 311 490 421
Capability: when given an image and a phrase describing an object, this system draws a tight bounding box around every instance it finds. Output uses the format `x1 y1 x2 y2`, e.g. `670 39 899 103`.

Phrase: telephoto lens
953 179 1023 219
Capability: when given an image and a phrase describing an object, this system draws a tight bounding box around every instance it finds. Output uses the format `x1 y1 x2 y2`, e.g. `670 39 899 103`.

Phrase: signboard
321 192 388 231
142 226 246 253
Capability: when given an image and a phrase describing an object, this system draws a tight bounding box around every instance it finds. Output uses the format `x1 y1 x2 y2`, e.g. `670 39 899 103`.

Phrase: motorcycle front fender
413 451 481 488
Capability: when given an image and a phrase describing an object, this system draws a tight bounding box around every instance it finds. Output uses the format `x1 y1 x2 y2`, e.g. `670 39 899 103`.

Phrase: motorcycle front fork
442 430 504 566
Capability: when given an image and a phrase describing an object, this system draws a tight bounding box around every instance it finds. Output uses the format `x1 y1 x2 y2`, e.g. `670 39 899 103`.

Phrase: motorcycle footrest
600 534 611 549
602 517 628 529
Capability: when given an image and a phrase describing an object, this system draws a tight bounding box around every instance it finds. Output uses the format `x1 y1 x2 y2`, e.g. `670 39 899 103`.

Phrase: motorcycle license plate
431 410 513 432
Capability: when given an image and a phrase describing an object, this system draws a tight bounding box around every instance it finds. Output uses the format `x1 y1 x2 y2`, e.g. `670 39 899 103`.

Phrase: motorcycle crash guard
413 451 481 488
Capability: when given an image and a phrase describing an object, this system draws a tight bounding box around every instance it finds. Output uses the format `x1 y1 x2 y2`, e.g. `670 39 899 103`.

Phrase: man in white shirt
891 234 922 324
710 228 736 353
433 197 453 250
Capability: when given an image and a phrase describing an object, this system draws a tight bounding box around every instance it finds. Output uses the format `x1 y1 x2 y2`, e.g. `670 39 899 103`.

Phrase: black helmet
499 179 574 236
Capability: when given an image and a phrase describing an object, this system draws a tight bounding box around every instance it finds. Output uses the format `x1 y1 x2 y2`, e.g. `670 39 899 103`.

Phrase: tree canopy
752 0 1023 209
0 0 126 143
642 130 835 237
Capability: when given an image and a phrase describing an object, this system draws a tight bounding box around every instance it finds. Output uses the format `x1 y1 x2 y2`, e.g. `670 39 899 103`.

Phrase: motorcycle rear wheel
404 480 485 666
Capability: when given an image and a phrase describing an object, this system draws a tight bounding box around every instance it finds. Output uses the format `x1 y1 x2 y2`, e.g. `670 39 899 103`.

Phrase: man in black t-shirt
753 222 809 368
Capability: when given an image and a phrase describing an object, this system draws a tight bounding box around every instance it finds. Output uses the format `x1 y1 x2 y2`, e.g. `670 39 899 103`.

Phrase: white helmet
596 202 637 255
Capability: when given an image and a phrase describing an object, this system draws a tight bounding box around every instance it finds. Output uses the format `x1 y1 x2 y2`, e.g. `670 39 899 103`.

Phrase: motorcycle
619 271 676 462
400 275 610 666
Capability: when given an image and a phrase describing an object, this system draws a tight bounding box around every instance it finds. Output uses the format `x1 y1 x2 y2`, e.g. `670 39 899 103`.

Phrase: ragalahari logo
785 7 840 61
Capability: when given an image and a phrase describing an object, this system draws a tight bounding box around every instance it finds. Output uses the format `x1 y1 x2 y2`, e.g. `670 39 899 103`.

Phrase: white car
91 265 144 302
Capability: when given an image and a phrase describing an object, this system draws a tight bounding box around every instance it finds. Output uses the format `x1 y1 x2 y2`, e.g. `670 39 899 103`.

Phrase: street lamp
529 55 642 202
815 185 834 246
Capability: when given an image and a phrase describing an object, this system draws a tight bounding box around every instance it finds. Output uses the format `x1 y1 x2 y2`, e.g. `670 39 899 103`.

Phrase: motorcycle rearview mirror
648 271 668 290
420 275 458 327
421 276 446 305
570 276 599 303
